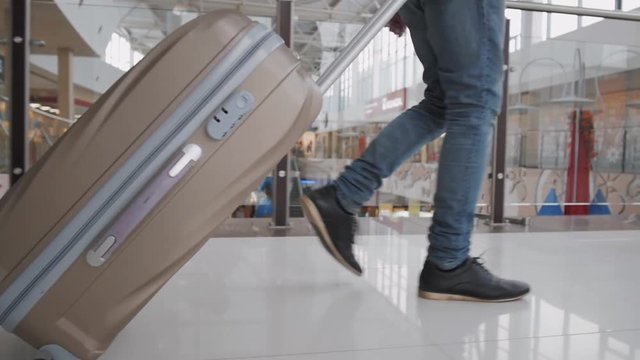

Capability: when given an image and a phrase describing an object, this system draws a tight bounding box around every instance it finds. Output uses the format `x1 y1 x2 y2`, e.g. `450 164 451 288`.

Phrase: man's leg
417 0 529 301
334 103 446 213
334 0 446 214
419 0 503 269
301 0 447 274
302 101 446 275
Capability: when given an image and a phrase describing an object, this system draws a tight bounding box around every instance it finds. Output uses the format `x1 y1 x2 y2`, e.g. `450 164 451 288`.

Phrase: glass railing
0 101 8 175
505 26 640 217
295 9 640 218
505 127 640 215
5 1 640 218
2 0 390 217
0 96 75 172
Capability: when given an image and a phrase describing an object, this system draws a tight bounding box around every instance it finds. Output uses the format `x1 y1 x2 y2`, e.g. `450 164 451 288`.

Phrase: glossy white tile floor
2 230 640 360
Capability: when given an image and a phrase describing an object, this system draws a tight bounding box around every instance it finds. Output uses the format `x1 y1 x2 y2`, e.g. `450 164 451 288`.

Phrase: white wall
43 1 218 94
31 1 141 95
31 55 124 95
54 0 125 57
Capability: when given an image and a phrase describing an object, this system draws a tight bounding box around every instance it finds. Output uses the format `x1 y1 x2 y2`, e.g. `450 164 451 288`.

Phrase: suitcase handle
86 144 202 267
316 0 407 93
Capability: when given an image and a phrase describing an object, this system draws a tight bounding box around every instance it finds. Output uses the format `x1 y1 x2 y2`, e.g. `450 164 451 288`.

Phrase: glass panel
295 8 537 218
1 2 11 197
506 13 640 217
300 17 489 217
623 0 640 11
0 98 7 198
6 1 639 217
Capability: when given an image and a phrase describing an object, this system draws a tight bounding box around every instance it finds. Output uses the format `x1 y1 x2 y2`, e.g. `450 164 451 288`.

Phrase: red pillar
358 132 367 157
564 109 595 215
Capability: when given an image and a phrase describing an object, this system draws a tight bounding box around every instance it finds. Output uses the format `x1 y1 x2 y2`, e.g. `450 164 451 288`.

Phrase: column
57 47 74 123
271 0 294 229
9 0 30 184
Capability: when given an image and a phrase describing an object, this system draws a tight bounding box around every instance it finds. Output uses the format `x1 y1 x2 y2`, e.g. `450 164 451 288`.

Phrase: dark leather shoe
301 185 362 276
419 257 530 302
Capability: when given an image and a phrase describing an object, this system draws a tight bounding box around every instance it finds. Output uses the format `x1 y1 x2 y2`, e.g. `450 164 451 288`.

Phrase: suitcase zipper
0 24 284 330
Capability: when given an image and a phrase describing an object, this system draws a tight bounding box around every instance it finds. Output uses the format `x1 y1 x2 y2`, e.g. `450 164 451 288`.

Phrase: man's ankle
428 257 468 272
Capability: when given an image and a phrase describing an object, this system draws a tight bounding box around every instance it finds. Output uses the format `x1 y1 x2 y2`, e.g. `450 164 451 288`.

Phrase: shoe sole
418 289 529 303
301 196 362 276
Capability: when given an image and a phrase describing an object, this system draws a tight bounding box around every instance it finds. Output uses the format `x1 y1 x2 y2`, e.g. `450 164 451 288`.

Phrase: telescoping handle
316 0 407 94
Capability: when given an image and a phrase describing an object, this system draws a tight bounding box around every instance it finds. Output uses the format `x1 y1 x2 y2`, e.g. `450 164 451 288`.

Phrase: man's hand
387 13 406 37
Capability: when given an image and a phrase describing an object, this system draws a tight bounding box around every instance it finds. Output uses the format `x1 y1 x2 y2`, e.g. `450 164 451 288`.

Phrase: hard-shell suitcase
0 10 320 359
0 1 405 358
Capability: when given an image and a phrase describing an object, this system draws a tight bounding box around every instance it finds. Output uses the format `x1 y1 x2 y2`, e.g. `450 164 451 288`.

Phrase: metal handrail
317 0 406 93
506 1 640 22
318 0 640 95
31 108 76 124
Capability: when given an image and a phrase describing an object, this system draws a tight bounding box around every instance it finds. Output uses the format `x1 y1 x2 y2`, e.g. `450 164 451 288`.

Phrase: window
381 30 390 63
540 12 549 42
581 0 614 26
133 51 144 65
581 0 615 9
582 16 604 26
549 14 578 37
623 0 640 10
552 0 578 5
339 65 353 110
105 32 144 71
506 9 523 51
547 0 578 38
358 43 373 73
405 30 414 55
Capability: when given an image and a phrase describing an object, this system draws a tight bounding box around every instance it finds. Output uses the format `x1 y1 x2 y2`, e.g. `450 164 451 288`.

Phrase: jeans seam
479 0 490 109
454 0 487 236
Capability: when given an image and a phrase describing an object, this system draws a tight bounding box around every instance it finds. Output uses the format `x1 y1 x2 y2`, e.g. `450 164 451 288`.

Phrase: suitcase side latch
206 90 255 140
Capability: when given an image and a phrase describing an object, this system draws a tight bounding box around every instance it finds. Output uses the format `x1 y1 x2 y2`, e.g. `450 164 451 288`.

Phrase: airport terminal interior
2 0 640 359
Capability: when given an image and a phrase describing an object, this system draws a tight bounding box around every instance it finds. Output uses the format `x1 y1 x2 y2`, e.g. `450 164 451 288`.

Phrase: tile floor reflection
1 230 639 360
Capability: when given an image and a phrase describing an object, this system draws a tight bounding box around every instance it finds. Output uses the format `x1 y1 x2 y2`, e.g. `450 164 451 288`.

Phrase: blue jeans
333 0 506 270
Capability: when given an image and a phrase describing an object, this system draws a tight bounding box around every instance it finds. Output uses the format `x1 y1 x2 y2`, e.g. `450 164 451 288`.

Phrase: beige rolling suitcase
0 1 404 358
